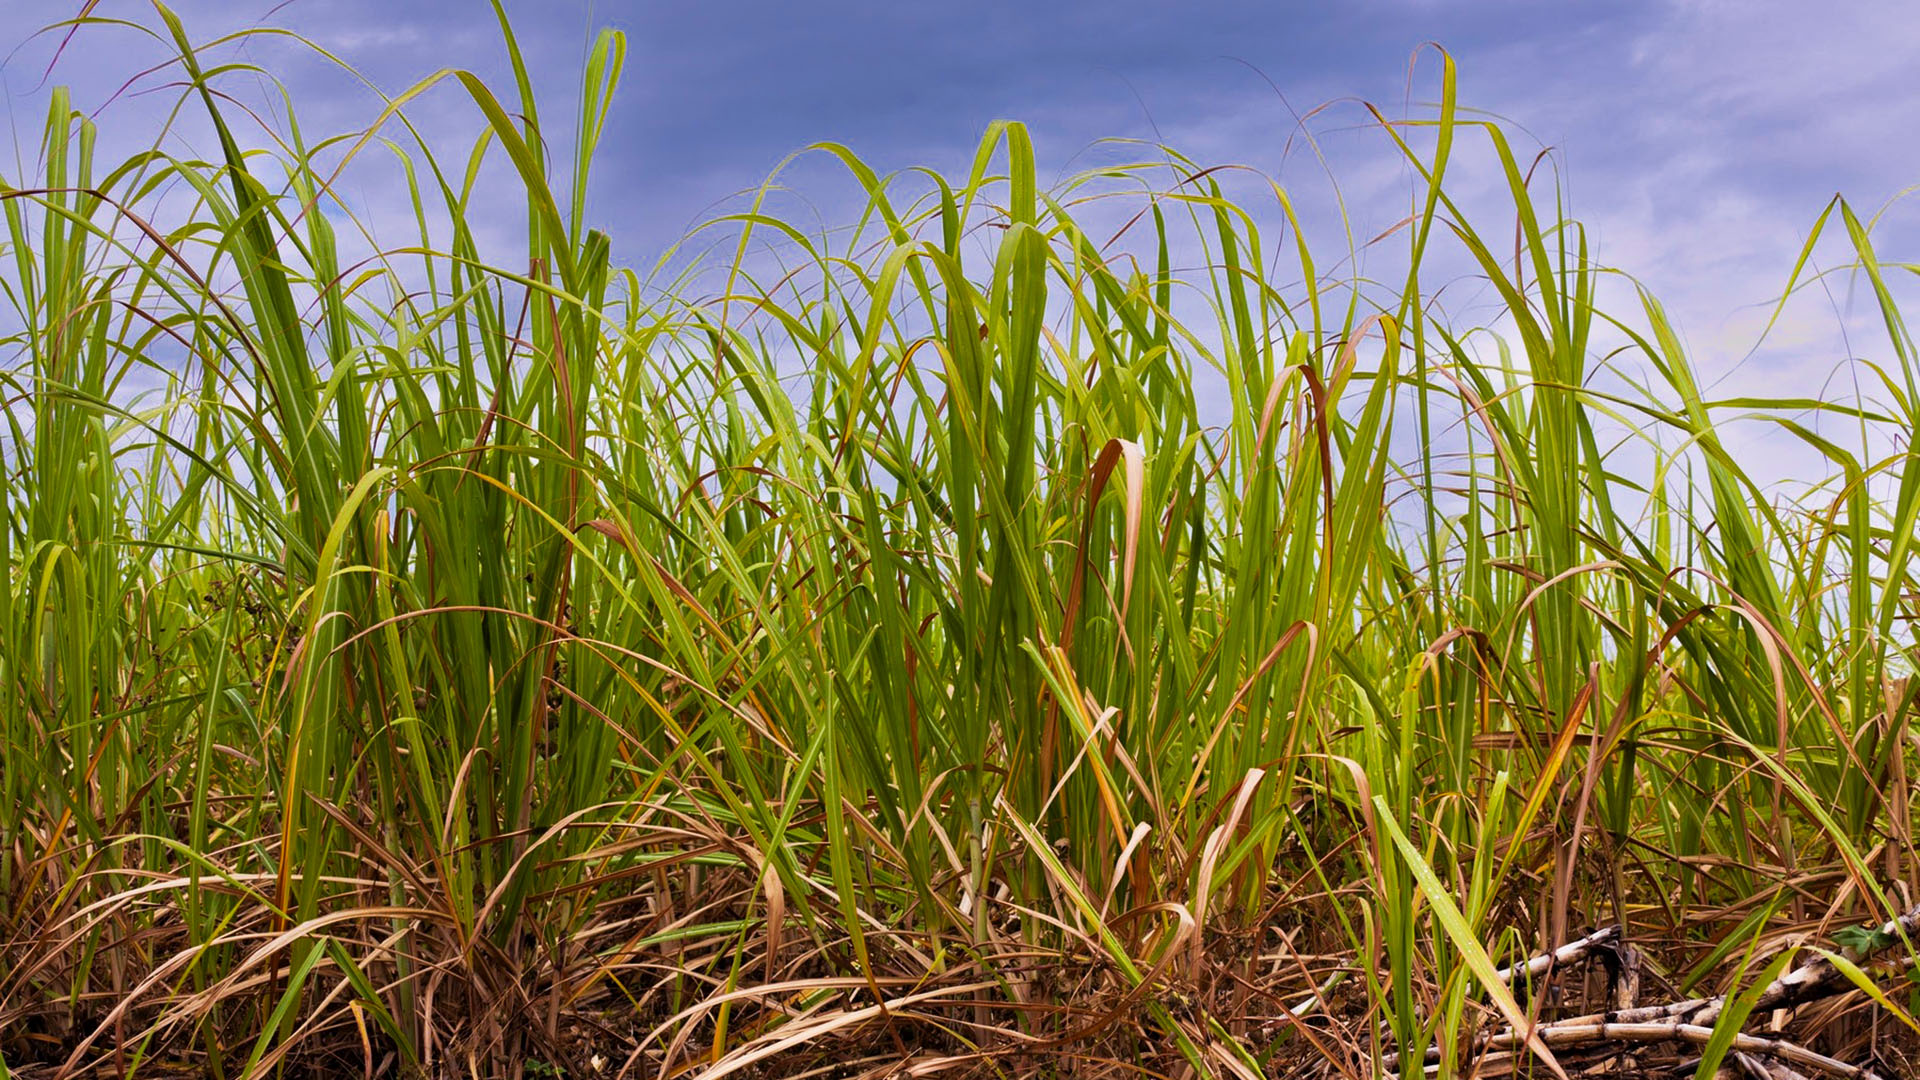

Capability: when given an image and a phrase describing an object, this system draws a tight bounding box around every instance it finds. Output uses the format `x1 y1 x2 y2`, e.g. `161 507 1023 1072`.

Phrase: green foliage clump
2 6 1917 1078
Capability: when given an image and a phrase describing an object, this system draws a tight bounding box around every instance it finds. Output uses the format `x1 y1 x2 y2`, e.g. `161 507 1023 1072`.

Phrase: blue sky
3 0 1918 463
